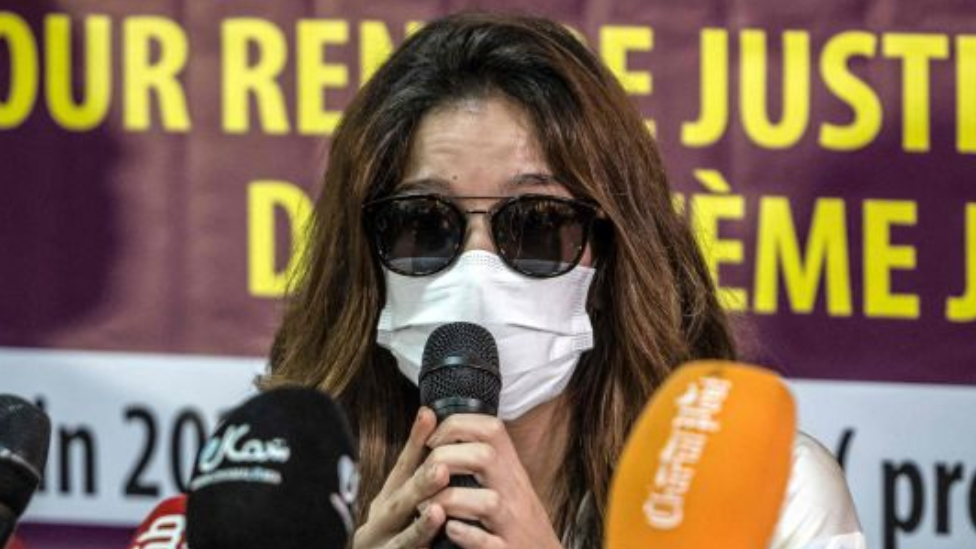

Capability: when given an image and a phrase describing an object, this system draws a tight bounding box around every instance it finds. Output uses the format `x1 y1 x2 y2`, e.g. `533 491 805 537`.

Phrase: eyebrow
396 178 452 194
512 172 560 187
397 172 560 194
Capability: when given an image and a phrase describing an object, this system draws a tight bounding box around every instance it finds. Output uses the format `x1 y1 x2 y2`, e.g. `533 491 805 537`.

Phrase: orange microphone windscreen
605 361 796 549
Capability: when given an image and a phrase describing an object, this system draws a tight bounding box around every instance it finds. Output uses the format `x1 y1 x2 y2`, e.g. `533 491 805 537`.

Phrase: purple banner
2 7 974 359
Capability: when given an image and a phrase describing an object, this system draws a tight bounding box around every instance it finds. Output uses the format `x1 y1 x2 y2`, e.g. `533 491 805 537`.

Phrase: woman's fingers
383 503 446 549
428 487 507 529
356 413 561 549
380 407 437 497
424 442 497 484
426 414 510 450
445 519 506 549
355 407 442 545
383 460 450 522
354 463 449 549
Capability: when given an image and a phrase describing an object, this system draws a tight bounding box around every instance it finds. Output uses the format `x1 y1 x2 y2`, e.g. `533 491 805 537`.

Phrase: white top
769 432 866 549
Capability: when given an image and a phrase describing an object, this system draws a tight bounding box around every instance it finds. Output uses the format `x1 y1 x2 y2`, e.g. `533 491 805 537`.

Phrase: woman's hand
353 407 450 549
422 414 564 549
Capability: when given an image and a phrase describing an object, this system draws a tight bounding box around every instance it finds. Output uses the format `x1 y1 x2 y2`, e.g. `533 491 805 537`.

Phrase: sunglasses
362 193 601 278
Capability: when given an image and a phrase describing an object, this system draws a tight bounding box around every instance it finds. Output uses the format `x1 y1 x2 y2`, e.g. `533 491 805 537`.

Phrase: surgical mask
376 250 596 420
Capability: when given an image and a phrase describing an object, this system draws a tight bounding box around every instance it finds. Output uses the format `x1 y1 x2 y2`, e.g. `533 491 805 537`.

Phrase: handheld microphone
126 495 187 549
0 395 52 548
420 322 502 549
186 387 359 549
605 361 796 549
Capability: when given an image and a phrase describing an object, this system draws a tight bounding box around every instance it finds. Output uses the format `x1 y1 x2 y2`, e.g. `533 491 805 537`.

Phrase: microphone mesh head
0 394 52 516
186 388 359 549
0 395 51 477
420 322 501 411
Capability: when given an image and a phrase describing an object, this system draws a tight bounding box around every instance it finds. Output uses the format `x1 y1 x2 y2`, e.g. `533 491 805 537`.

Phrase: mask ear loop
584 216 613 314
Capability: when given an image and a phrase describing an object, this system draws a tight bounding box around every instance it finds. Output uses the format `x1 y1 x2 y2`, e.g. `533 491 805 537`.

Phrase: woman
263 12 863 549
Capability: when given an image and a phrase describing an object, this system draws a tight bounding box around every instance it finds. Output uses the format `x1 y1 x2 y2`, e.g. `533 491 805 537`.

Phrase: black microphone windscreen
186 387 359 549
420 322 501 411
0 394 52 517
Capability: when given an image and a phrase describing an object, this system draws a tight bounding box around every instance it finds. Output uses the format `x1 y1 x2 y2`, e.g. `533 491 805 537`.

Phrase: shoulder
768 431 866 549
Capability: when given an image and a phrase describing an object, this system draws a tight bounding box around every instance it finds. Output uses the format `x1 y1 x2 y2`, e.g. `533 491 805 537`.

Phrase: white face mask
376 250 596 420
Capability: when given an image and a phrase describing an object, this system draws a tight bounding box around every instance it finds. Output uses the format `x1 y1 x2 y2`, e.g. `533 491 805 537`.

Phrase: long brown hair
262 11 735 545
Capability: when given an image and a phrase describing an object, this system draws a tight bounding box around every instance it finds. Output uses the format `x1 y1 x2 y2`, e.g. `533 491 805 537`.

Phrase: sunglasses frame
362 193 601 278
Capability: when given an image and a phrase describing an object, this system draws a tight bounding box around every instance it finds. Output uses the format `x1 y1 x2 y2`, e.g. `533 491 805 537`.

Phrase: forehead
399 95 559 196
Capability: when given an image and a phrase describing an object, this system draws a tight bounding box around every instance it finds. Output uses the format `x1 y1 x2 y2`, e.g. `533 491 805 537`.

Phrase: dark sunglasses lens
493 197 589 276
370 198 462 275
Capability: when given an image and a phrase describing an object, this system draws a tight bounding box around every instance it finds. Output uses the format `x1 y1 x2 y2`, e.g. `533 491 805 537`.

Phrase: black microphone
186 387 359 549
420 322 502 549
0 395 52 548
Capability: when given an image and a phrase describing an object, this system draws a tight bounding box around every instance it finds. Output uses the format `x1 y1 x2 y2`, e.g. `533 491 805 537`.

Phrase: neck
504 395 570 513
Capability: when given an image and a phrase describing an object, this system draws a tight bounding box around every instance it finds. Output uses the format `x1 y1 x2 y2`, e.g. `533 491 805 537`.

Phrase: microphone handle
428 396 498 549
431 474 483 549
